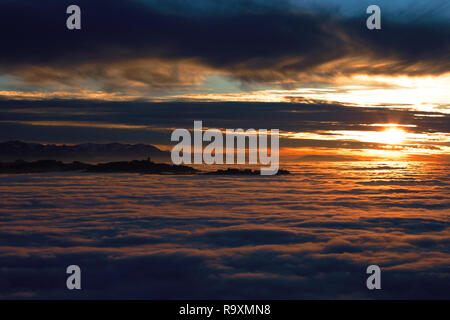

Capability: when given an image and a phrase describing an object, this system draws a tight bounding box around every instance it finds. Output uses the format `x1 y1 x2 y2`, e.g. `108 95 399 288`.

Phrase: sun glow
284 125 408 145
368 127 406 145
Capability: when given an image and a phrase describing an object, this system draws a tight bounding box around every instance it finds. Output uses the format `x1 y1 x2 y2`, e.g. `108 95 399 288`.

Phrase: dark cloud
0 0 449 91
0 99 448 150
191 228 317 247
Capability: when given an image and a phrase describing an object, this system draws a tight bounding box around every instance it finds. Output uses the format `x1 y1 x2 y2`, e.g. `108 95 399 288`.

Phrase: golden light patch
363 127 406 145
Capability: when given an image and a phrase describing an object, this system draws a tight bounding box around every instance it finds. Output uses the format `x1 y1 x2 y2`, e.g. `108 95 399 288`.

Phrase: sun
353 126 407 145
376 127 406 144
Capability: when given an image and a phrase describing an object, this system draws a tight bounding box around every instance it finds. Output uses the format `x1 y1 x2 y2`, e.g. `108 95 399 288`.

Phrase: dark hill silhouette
0 142 290 175
203 168 290 175
0 159 289 175
0 141 170 162
0 159 198 174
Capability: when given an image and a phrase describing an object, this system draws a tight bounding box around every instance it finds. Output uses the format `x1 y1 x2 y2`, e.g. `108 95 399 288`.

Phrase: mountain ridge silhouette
0 140 170 162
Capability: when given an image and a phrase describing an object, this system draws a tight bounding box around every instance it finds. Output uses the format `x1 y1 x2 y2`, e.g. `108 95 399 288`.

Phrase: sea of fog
0 161 449 299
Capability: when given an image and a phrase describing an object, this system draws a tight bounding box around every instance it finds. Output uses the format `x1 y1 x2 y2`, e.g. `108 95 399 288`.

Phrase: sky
0 0 449 161
0 1 449 299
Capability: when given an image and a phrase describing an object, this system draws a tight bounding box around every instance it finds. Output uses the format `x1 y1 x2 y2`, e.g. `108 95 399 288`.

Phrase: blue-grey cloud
0 0 449 92
0 99 448 149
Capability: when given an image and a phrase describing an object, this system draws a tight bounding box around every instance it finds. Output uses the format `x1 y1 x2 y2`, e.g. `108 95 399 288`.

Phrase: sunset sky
1 0 449 300
0 0 449 162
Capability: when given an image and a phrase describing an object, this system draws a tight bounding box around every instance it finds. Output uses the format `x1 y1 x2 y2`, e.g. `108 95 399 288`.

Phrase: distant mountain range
0 141 171 163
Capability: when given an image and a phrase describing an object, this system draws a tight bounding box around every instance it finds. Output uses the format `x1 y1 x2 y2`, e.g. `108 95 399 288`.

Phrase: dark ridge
0 140 171 162
203 168 290 175
87 160 198 174
0 160 290 175
0 159 197 175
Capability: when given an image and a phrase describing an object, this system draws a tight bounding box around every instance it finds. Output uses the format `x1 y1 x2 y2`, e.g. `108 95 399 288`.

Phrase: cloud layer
0 163 448 299
1 0 449 93
0 99 448 161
